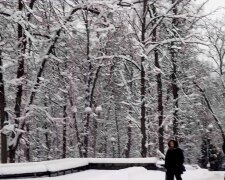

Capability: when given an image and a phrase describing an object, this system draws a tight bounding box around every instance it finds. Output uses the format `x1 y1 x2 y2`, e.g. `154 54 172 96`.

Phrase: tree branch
0 12 10 17
193 81 225 141
11 4 101 149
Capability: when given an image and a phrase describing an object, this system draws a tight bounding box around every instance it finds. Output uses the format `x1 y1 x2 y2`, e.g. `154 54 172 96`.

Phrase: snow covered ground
10 166 224 180
2 159 223 180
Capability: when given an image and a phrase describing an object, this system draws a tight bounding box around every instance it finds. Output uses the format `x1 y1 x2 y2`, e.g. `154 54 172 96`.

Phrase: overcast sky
196 0 225 17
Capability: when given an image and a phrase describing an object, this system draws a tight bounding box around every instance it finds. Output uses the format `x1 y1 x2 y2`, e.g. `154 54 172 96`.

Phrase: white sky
196 0 225 18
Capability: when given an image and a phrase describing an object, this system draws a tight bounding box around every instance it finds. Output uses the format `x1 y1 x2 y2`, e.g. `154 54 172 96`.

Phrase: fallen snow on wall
0 161 47 175
0 158 157 175
0 158 89 175
88 157 157 164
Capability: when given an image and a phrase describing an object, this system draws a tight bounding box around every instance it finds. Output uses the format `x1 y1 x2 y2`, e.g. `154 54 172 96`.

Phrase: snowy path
10 167 224 180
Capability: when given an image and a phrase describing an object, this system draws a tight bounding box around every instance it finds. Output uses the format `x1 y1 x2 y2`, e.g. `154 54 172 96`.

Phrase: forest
0 0 225 170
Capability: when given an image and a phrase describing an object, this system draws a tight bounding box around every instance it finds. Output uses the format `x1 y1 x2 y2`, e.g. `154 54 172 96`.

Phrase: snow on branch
10 3 104 149
144 0 183 43
193 81 225 141
117 0 157 7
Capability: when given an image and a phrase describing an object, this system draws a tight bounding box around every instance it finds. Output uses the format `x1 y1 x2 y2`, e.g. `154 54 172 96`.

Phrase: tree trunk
14 0 26 121
93 113 99 157
125 119 132 158
43 121 50 161
83 11 92 158
69 96 83 157
171 0 179 140
45 132 50 160
10 0 26 161
152 5 164 154
36 127 41 161
73 112 83 157
91 68 102 157
140 0 147 158
9 148 16 163
115 103 121 158
62 105 67 158
25 123 30 162
124 68 133 158
0 50 7 163
104 108 110 158
82 11 102 158
10 0 37 163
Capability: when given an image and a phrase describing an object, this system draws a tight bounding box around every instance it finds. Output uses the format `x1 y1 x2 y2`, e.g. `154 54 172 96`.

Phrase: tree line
0 0 224 170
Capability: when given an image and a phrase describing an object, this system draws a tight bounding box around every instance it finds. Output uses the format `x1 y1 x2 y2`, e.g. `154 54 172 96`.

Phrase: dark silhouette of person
165 140 185 180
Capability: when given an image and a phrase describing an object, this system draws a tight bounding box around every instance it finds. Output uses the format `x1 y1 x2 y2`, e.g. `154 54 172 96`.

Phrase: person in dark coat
165 140 185 180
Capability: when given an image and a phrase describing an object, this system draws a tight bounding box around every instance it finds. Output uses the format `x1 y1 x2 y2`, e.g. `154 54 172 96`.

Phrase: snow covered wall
0 158 158 178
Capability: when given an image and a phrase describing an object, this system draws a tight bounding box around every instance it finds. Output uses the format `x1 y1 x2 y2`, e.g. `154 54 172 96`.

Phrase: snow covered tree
0 0 222 164
199 134 223 170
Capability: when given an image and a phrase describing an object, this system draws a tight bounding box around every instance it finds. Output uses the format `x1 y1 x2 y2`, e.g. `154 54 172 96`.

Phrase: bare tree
0 48 7 163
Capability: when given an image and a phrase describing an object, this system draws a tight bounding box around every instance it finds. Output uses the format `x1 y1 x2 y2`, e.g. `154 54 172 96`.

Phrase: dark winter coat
165 147 185 174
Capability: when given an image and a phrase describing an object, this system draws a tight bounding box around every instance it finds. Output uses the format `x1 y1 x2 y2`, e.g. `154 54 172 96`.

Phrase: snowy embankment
0 158 157 175
0 158 89 175
1 158 224 180
13 166 224 180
